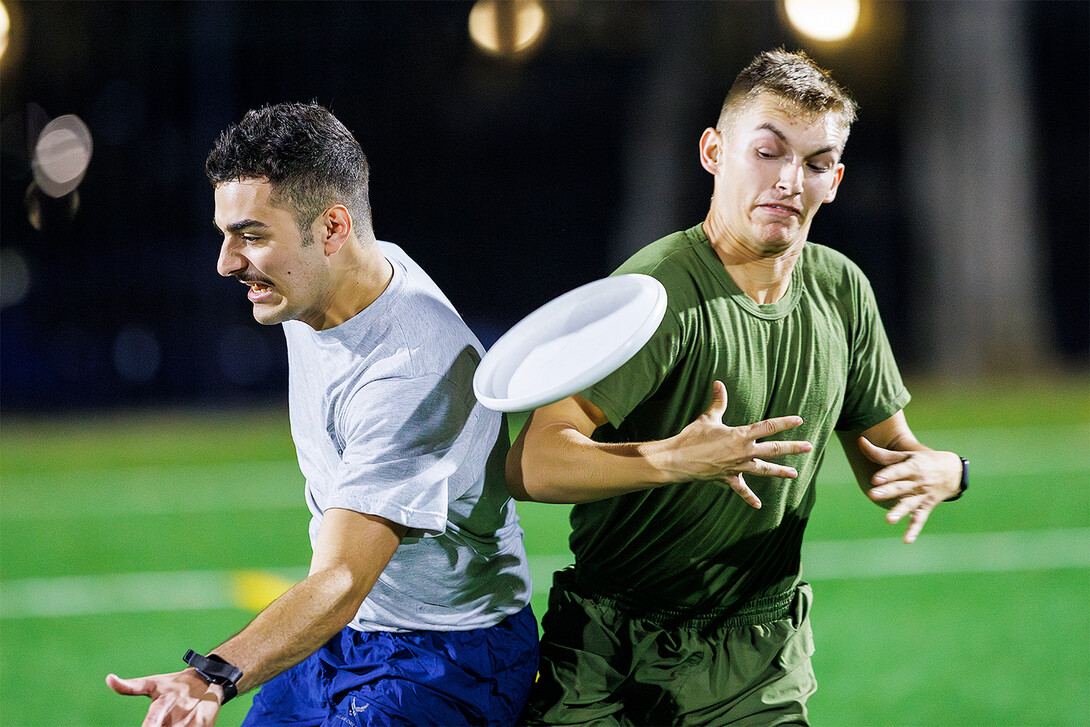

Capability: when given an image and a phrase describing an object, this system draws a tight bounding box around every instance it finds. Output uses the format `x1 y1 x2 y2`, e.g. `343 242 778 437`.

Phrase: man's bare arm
507 380 812 507
107 508 406 726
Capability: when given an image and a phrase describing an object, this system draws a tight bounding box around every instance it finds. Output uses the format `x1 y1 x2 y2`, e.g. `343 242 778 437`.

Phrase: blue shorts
240 605 538 727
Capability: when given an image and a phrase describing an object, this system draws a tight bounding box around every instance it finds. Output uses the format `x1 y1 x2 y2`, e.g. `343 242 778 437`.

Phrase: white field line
0 461 303 520
1 529 1086 620
3 423 1086 520
0 568 306 619
801 527 1090 580
5 424 1087 521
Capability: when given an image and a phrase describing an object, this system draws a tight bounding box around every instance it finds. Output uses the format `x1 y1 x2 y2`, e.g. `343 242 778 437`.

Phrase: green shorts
521 569 816 726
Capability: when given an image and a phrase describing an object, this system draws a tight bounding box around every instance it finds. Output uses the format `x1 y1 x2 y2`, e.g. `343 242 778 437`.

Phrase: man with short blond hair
511 50 966 726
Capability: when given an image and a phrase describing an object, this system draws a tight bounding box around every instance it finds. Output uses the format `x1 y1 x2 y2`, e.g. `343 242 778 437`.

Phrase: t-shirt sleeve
325 372 477 535
836 270 911 431
582 296 682 429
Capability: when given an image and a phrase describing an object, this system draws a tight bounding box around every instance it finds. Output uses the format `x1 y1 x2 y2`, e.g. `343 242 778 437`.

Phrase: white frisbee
474 274 668 412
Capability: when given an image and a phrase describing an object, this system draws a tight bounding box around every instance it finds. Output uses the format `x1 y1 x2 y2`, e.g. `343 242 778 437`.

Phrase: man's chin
761 220 814 250
753 236 802 257
251 304 288 326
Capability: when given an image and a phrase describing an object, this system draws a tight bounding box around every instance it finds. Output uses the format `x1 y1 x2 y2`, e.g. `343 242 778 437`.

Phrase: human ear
699 128 723 175
823 164 845 204
322 205 353 255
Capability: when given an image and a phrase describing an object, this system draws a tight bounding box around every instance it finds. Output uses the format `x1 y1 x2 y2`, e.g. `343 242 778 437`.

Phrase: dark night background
1 0 1087 412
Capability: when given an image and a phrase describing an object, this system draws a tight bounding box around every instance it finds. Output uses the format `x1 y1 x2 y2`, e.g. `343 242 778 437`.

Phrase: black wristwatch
183 650 242 704
945 457 969 502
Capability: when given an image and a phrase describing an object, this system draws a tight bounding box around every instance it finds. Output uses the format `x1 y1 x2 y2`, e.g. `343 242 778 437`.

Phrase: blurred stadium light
468 0 548 59
31 114 92 199
781 0 861 42
0 1 9 60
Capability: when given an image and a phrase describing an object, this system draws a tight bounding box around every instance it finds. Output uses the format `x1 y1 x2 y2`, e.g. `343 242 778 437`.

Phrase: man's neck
702 218 805 305
320 239 394 330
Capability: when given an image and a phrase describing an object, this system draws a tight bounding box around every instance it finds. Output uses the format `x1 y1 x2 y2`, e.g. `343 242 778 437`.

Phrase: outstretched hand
857 436 962 544
106 670 223 727
670 381 812 508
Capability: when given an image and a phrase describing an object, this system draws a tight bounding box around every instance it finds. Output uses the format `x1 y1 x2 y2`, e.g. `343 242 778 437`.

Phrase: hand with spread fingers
669 380 814 508
856 436 963 544
106 671 224 727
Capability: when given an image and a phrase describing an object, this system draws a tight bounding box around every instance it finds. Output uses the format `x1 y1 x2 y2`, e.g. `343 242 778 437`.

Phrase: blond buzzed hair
717 49 858 146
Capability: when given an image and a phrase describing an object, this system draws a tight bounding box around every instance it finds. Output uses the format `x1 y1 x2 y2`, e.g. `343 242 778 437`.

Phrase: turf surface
1 375 1087 726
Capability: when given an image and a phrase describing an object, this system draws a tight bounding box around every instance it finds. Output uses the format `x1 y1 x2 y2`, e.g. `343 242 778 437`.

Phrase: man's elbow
505 450 541 501
506 474 533 502
506 449 564 502
505 412 588 504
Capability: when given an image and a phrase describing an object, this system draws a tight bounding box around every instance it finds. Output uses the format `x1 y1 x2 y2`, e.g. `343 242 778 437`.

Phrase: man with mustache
107 102 538 726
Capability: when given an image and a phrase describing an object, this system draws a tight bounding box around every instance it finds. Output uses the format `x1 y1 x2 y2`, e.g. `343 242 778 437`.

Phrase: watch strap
945 457 969 502
183 649 241 703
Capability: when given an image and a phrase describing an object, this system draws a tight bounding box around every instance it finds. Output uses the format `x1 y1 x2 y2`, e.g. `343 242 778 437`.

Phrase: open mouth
242 279 276 303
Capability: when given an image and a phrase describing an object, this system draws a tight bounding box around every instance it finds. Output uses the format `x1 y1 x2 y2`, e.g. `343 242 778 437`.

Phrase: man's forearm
211 564 368 694
508 385 811 505
209 509 404 695
508 421 674 503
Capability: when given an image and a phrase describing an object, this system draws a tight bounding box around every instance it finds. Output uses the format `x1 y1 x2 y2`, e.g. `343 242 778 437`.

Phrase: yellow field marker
229 570 296 612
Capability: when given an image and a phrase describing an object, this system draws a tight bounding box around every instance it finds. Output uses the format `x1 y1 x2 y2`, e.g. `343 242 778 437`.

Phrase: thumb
106 673 152 696
857 436 901 466
705 380 728 422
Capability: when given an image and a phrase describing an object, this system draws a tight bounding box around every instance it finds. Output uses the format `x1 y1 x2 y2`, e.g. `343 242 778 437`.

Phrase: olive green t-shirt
572 224 910 614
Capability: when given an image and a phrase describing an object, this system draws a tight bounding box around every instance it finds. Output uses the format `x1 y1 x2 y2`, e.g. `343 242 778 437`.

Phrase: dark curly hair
717 49 857 148
206 102 371 242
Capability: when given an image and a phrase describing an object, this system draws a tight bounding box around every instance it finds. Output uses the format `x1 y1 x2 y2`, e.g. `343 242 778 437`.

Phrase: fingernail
872 488 884 497
873 476 886 484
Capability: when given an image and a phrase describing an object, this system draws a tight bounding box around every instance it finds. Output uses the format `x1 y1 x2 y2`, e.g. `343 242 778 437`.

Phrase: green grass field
2 375 1088 726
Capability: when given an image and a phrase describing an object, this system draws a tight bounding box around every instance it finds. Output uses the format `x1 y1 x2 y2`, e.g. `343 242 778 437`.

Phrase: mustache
233 272 275 287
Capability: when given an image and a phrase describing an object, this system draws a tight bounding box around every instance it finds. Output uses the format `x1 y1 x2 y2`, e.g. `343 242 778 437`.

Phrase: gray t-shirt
283 241 531 632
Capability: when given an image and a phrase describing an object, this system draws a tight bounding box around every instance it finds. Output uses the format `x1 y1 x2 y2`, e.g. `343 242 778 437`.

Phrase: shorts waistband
565 569 796 629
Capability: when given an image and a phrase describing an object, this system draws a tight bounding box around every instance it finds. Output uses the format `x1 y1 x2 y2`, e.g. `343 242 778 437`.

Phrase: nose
776 159 804 195
217 238 246 278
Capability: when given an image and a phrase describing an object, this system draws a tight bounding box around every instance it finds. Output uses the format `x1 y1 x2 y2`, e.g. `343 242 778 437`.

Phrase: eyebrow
756 122 840 158
213 218 272 234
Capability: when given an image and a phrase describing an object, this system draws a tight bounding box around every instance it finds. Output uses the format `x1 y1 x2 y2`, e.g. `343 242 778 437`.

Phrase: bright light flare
782 0 861 42
0 2 9 60
469 0 548 59
32 115 93 198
